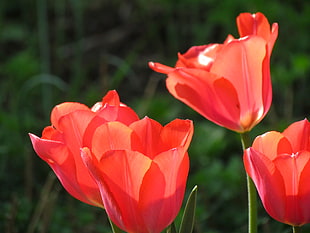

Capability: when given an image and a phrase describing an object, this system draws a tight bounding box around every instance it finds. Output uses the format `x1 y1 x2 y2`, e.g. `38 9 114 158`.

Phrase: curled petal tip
148 61 156 69
148 61 175 74
29 133 40 145
272 22 279 34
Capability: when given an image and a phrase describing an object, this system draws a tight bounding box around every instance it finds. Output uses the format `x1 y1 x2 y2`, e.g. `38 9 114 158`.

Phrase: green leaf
179 185 197 233
108 217 124 233
166 222 178 233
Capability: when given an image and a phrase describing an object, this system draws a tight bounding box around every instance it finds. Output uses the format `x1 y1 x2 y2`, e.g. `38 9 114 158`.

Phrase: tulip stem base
240 132 257 233
293 226 302 233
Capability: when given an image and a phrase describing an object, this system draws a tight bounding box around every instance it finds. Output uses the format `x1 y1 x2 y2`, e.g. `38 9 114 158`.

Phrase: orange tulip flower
29 90 139 207
81 117 194 233
244 119 310 226
149 12 278 132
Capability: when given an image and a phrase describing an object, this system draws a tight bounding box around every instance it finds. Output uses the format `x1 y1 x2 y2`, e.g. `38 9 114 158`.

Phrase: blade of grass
166 222 178 233
179 185 197 233
37 0 51 116
108 217 124 233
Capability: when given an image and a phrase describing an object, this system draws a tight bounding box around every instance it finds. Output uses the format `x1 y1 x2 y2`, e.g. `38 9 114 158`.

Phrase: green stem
246 173 258 233
292 226 302 233
240 132 257 233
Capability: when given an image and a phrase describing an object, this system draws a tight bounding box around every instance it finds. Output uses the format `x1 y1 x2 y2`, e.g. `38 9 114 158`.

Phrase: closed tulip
81 117 194 233
244 119 310 226
29 90 139 207
149 12 278 132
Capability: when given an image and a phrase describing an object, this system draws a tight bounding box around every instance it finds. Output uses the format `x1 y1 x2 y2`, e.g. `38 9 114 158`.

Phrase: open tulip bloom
29 90 140 207
29 90 194 233
149 12 278 133
244 119 310 227
81 116 193 233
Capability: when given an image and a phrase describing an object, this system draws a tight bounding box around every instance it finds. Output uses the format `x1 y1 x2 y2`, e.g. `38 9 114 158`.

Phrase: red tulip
81 117 194 233
149 12 278 132
29 90 139 207
244 119 310 226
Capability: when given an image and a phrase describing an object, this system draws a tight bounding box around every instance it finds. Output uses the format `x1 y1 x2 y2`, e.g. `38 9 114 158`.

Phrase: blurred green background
1 0 310 232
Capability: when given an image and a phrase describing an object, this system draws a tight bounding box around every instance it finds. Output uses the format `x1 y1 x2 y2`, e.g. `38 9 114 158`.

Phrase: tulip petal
101 90 120 106
140 148 189 233
51 102 89 130
29 133 67 165
58 110 96 156
236 12 278 53
90 122 136 160
97 104 140 125
83 105 139 148
274 153 308 196
138 161 166 233
274 152 310 225
129 117 162 159
252 131 293 160
211 36 268 129
268 23 279 52
81 148 152 233
166 68 241 131
282 119 310 152
212 78 242 129
176 44 223 70
261 55 272 116
115 105 140 124
297 151 310 225
91 90 120 112
223 34 235 44
41 126 63 141
244 147 286 222
56 110 105 204
148 62 175 74
237 12 271 41
159 119 194 151
29 134 102 207
97 90 140 122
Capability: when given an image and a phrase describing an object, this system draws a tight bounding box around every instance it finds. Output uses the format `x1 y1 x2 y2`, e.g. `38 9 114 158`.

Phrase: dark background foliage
1 0 309 232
